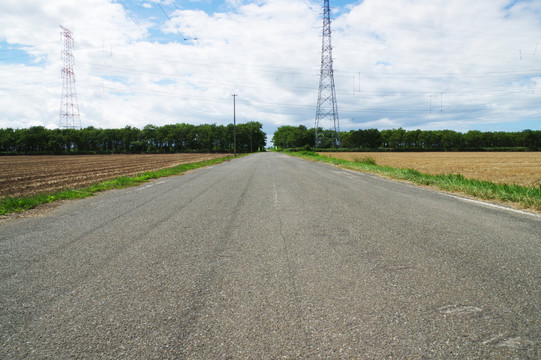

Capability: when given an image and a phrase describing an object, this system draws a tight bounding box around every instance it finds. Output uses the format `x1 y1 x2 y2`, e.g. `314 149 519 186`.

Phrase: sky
0 0 540 144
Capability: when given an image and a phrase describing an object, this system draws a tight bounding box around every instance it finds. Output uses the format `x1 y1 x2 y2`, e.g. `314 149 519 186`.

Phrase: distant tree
0 128 15 153
404 130 420 149
492 131 515 147
380 128 406 150
45 129 63 153
342 130 361 148
364 129 382 149
464 130 483 150
214 124 229 152
142 124 159 152
392 128 406 149
197 124 214 151
15 126 48 153
272 125 311 149
79 127 101 153
522 129 540 150
119 126 140 153
441 130 460 151
3 123 536 154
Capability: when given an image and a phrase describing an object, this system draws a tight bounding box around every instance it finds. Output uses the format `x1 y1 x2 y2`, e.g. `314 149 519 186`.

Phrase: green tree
522 129 540 150
197 124 214 151
364 128 382 149
404 130 420 149
272 125 310 149
464 130 483 150
16 126 49 153
342 129 361 148
0 128 15 153
441 130 460 151
143 124 159 152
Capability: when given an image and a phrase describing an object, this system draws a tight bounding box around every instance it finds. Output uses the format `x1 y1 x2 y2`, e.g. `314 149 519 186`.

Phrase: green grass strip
0 155 237 215
288 151 541 211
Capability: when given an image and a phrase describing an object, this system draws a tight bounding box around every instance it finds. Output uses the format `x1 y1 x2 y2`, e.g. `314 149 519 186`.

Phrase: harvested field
0 154 231 197
320 152 541 187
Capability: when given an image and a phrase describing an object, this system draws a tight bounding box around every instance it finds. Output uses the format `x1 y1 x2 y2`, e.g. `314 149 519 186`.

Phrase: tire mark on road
174 155 259 356
4 160 239 274
0 161 241 340
267 158 311 351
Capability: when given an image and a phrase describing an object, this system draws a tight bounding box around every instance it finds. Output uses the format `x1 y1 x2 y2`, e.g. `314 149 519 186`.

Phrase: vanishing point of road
1 152 540 359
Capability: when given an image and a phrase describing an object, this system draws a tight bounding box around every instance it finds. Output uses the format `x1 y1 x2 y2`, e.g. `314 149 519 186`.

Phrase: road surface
1 152 540 359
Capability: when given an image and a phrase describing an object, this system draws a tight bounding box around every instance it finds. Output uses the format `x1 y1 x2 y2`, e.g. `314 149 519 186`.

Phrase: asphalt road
1 152 540 359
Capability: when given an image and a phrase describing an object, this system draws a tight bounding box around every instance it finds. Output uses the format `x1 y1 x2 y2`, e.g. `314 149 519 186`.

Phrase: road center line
272 181 278 207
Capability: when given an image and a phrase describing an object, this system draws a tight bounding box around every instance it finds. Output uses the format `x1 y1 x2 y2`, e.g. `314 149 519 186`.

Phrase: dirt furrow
0 154 230 197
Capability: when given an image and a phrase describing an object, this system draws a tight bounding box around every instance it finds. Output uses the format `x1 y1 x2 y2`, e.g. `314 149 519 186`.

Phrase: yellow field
320 152 541 187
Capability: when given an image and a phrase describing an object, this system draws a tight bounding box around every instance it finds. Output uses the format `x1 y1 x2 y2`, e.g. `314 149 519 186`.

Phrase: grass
290 151 541 211
0 155 237 216
352 156 377 166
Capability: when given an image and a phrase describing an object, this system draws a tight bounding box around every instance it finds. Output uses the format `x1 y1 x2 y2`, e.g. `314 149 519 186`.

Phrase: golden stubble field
320 152 541 187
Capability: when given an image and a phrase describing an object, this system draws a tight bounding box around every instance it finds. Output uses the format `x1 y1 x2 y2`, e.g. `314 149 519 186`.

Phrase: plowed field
320 152 541 187
0 154 231 197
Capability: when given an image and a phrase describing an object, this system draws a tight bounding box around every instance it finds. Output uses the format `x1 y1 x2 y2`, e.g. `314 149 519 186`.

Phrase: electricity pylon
59 25 81 129
314 0 340 148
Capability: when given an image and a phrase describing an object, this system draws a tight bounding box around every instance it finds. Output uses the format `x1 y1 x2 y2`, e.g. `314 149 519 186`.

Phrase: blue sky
0 0 540 142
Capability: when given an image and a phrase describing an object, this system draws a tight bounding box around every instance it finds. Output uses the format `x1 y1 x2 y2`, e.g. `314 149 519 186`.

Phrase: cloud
332 0 540 130
0 0 539 137
355 117 399 129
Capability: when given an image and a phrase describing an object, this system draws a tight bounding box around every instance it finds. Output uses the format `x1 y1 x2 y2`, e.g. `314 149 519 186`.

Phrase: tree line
0 122 266 155
272 126 541 151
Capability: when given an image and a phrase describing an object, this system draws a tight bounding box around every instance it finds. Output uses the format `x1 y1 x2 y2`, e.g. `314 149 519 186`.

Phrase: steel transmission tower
314 0 340 148
59 25 81 129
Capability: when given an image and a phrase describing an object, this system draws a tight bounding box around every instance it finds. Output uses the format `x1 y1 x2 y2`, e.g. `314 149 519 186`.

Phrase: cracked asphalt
1 152 540 359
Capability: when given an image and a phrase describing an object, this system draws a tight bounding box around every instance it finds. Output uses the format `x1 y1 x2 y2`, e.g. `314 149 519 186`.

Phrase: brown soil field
320 152 541 187
0 153 231 197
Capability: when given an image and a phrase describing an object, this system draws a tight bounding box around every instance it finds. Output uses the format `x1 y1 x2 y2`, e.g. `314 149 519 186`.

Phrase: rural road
1 152 540 359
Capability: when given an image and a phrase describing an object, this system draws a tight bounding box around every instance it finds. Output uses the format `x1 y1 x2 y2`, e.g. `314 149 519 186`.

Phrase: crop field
320 152 541 187
0 153 231 197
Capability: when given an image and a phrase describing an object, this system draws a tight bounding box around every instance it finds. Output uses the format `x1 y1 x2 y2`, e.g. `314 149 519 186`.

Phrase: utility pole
314 0 340 148
232 94 237 156
59 25 81 129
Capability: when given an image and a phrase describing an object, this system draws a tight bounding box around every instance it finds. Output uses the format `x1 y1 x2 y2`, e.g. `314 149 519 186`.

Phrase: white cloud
0 0 539 138
356 117 400 130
